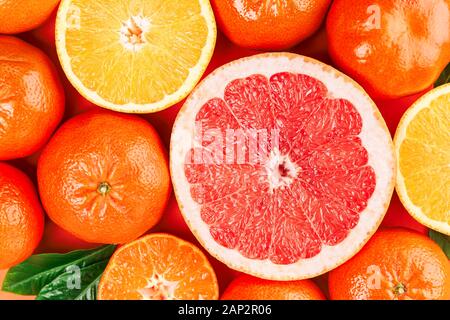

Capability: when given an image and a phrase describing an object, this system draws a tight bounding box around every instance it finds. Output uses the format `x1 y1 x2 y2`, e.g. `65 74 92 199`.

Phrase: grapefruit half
170 53 395 280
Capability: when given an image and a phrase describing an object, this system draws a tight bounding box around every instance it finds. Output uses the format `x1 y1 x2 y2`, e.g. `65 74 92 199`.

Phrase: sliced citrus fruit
171 53 396 280
394 84 450 235
56 0 216 113
98 234 219 300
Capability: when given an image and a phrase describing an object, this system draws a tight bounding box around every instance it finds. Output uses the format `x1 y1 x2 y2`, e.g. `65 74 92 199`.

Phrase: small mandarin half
98 234 219 300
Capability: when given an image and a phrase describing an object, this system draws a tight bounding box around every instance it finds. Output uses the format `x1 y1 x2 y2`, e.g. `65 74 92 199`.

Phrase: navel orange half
56 0 216 113
395 84 450 235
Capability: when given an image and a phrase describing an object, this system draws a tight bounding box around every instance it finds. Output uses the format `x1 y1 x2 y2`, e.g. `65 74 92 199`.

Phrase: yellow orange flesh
98 234 219 300
56 0 216 113
395 84 450 235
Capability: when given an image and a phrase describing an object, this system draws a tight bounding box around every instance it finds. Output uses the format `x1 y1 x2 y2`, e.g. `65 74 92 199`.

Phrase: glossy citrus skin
222 275 325 300
329 228 450 300
327 0 450 99
0 36 65 160
211 0 331 50
37 111 171 244
0 0 60 34
0 163 44 269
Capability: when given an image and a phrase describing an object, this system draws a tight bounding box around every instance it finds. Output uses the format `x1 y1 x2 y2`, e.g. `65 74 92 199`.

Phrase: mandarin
222 275 325 300
0 0 60 34
0 163 44 269
327 0 450 99
37 111 171 244
211 0 331 50
0 36 64 160
329 229 450 300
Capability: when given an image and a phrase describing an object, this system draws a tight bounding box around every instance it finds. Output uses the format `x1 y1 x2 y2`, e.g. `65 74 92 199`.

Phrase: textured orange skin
327 0 450 99
37 111 171 244
329 229 450 300
211 0 331 50
0 36 65 160
221 275 326 300
0 0 60 34
0 163 44 269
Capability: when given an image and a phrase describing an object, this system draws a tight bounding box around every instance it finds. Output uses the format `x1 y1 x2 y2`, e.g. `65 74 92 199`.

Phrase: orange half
56 0 216 113
395 84 450 235
98 234 219 300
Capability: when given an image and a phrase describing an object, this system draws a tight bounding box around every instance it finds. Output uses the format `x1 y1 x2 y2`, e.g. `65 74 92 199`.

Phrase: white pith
170 53 396 280
394 83 450 236
265 148 299 191
119 15 151 52
55 0 217 114
138 273 179 300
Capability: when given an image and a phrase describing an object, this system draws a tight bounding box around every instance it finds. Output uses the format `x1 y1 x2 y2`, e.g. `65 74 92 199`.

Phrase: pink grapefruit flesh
170 53 395 280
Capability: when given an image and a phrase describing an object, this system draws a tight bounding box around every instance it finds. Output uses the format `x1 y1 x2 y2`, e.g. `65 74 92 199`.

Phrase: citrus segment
98 234 219 300
171 53 396 280
56 0 216 113
395 84 450 235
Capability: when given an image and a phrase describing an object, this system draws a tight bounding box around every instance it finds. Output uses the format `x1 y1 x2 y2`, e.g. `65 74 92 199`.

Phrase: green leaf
2 245 116 295
429 230 450 259
435 63 450 86
36 260 109 300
